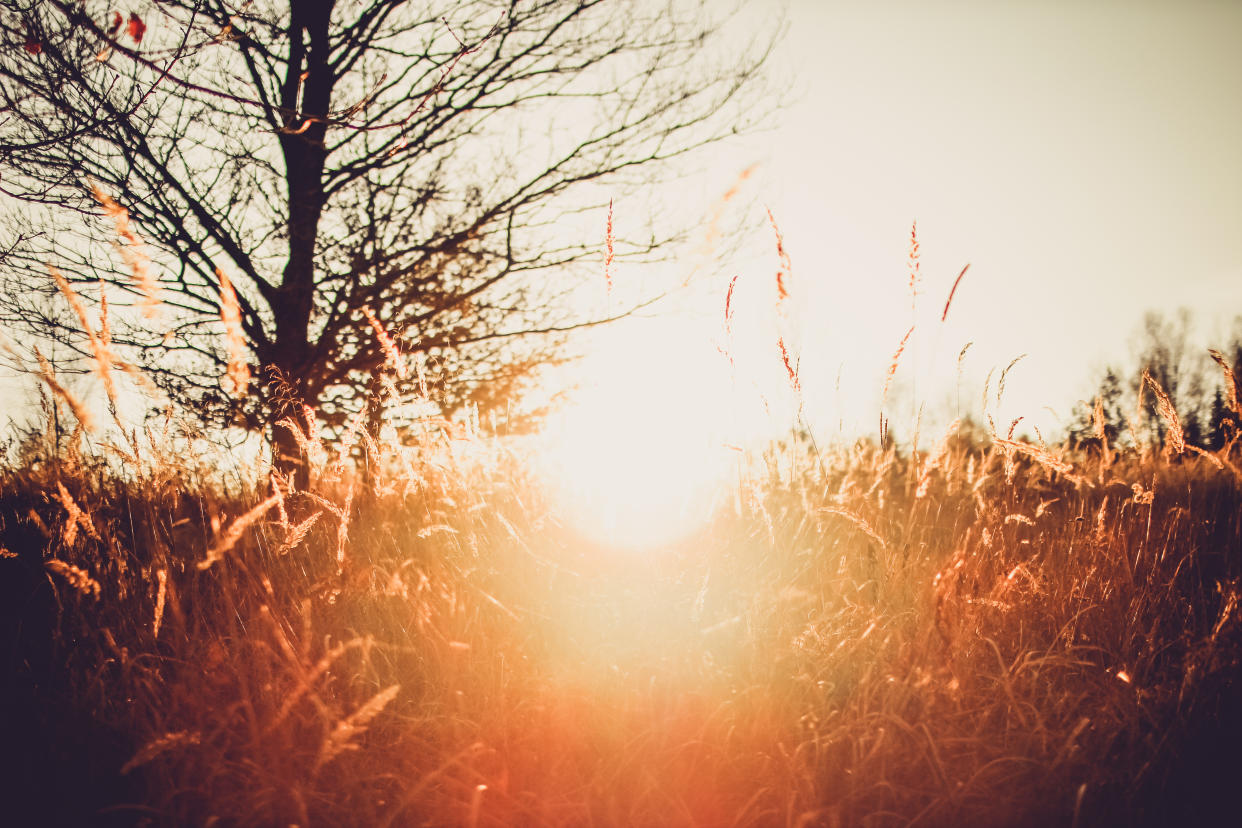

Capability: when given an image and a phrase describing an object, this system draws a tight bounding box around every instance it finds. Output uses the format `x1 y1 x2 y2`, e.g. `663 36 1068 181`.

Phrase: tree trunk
267 0 337 491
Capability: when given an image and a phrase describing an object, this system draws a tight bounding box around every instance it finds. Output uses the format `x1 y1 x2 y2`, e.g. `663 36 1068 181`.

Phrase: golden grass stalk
120 731 201 776
47 269 161 409
1187 444 1225 470
414 354 430 401
90 182 161 319
816 506 887 552
992 436 1078 478
604 198 615 295
980 365 995 414
33 347 96 433
1126 377 1148 460
265 634 365 735
271 471 290 529
335 484 354 569
314 684 401 772
997 354 1026 405
277 416 313 461
304 404 326 465
362 431 387 489
1090 395 1114 471
98 288 121 414
55 480 99 547
197 492 282 570
881 325 915 407
1142 369 1185 456
468 784 487 828
48 267 95 340
335 406 368 477
724 274 739 337
152 568 167 639
278 407 327 470
276 511 322 556
98 278 110 343
941 264 969 322
1214 450 1242 484
49 267 119 409
363 306 406 379
907 219 921 312
765 207 791 304
45 558 101 598
700 164 757 254
778 337 800 392
216 268 250 398
1209 348 1239 417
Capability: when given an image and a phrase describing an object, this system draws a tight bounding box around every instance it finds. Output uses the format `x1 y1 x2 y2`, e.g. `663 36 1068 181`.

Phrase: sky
2 0 1238 546
739 0 1242 435
562 0 1242 450
4 0 1241 461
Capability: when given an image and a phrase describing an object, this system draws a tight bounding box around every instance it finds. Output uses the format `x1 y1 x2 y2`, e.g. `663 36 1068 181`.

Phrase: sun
536 318 744 550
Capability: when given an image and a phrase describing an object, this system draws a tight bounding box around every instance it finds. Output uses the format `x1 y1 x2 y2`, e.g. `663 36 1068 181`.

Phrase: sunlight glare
538 321 740 550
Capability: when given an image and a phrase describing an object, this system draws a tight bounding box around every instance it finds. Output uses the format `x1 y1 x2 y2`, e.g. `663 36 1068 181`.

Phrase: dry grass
2 379 1241 827
216 268 251 399
90 181 161 319
2 199 1240 826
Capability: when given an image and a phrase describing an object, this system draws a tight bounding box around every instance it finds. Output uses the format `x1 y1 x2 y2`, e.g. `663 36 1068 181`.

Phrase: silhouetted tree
1205 331 1242 450
1071 309 1242 452
0 0 771 472
1207 386 1234 451
1068 366 1124 448
1133 310 1207 445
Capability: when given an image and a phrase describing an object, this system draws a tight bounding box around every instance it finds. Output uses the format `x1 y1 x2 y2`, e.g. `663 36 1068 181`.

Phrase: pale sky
564 0 1242 454
723 0 1242 438
5 0 1241 461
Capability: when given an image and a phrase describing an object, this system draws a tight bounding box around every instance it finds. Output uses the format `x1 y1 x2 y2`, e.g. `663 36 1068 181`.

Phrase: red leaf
107 11 123 37
127 13 146 44
23 36 41 55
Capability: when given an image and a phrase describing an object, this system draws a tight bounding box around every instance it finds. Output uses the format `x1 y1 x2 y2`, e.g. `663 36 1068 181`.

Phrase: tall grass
2 198 1240 825
2 380 1241 826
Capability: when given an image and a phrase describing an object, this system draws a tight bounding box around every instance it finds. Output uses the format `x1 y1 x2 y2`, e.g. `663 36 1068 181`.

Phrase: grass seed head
1209 348 1239 417
604 198 615 295
766 207 791 304
1143 368 1185 456
90 182 161 319
216 268 250 398
45 558 101 598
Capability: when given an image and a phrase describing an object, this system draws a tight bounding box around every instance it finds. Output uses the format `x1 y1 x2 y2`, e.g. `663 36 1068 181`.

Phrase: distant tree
1205 331 1242 451
0 0 772 474
1207 385 1234 451
1133 309 1208 446
1071 309 1242 453
1068 366 1124 448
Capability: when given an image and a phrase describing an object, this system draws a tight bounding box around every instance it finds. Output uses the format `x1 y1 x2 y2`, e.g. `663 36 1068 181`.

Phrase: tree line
1068 309 1242 452
0 0 773 478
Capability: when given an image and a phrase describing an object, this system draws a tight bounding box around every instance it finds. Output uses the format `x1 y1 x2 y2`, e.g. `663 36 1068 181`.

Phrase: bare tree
0 0 773 471
1069 309 1241 451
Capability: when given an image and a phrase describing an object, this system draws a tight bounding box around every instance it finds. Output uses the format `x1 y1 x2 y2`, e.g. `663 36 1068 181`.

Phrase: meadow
3 3 1237 825
2 349 1241 827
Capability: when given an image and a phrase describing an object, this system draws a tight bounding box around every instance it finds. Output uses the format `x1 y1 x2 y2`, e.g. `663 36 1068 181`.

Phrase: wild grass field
3 4 1238 826
2 355 1241 827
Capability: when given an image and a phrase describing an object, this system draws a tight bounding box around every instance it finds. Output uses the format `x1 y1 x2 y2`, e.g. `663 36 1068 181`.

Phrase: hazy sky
705 0 1242 437
545 0 1242 535
5 0 1241 453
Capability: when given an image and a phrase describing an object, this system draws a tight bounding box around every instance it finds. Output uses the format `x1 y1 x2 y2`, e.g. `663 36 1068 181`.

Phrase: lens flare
538 323 738 550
